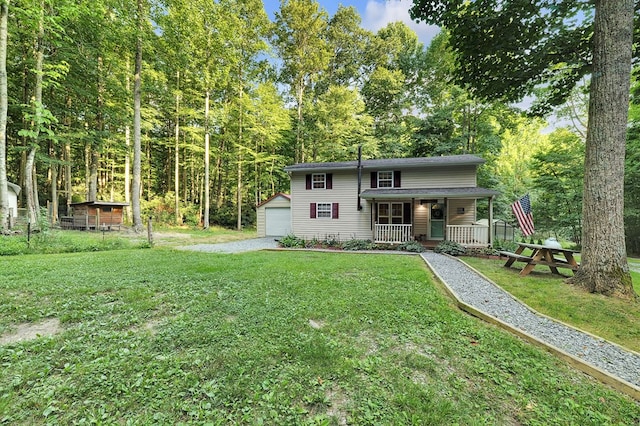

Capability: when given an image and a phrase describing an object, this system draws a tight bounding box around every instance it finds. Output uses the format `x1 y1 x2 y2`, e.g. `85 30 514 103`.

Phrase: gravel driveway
176 237 280 253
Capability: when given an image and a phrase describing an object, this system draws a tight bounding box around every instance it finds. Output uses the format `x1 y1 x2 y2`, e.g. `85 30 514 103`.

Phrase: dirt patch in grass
325 386 349 426
0 318 62 345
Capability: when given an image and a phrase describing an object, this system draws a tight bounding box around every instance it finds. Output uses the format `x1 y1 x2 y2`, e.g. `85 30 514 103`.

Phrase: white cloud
362 0 440 46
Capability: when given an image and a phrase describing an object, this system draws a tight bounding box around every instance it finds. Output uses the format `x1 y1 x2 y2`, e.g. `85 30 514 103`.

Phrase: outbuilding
62 201 129 230
256 193 291 237
5 182 21 226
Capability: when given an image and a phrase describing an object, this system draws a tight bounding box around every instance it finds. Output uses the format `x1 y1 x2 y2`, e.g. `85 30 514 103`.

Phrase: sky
262 0 440 47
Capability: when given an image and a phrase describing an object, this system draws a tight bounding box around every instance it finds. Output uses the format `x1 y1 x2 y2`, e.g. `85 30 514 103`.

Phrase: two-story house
283 154 500 246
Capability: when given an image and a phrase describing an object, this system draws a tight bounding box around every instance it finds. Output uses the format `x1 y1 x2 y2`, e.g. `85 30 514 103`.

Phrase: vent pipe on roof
357 145 363 210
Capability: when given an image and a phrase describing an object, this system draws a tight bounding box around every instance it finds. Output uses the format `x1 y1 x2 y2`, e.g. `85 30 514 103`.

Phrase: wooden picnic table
500 242 580 276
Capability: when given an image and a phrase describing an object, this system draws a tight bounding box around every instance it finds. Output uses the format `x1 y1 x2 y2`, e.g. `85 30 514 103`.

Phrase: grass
0 226 258 255
0 249 639 424
462 256 640 353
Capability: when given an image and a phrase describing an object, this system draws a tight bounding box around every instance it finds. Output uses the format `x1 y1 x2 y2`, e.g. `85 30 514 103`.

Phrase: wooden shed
62 201 128 230
256 193 291 237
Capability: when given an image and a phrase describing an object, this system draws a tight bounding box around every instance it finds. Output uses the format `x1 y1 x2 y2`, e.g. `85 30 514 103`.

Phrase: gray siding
290 164 484 241
291 170 374 240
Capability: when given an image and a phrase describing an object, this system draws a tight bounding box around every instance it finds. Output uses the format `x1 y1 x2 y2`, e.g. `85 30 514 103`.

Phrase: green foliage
493 239 518 252
530 128 584 243
278 234 305 248
397 240 425 253
409 1 594 113
341 238 374 251
0 230 138 256
433 240 466 256
209 202 256 229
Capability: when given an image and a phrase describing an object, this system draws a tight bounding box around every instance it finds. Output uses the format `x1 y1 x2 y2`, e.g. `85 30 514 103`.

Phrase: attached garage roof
257 192 290 208
360 187 500 199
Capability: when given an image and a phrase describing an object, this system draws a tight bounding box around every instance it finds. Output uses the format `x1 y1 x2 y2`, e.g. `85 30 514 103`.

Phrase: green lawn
1 249 639 424
462 256 640 353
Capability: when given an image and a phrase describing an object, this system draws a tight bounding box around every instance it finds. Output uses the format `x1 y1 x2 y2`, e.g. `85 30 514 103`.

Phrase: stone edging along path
420 252 640 402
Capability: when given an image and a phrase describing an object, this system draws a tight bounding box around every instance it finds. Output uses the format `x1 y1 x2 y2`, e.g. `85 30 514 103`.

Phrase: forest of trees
0 0 638 259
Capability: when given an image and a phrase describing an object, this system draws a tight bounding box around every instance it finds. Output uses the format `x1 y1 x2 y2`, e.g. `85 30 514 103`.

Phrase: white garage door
265 207 291 236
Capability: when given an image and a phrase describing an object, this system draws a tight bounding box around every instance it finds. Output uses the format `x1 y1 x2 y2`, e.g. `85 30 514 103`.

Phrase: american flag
511 194 535 236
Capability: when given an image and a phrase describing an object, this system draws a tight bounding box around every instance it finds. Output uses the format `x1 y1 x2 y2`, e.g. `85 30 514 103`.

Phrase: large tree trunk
124 56 131 223
131 0 143 232
24 148 38 225
567 0 636 300
0 1 9 231
203 90 210 229
25 0 45 229
174 71 181 225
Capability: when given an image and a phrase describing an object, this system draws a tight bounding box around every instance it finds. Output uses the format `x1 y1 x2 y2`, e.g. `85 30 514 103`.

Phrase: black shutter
370 172 377 188
394 171 401 188
306 174 312 190
332 203 339 219
310 203 316 218
403 203 411 224
326 173 333 189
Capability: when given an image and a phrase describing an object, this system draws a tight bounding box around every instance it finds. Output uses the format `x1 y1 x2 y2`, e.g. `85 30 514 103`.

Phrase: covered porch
360 187 500 247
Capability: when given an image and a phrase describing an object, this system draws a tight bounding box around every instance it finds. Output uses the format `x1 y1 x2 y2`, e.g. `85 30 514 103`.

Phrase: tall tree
131 0 144 231
410 0 637 299
0 0 8 231
273 0 330 163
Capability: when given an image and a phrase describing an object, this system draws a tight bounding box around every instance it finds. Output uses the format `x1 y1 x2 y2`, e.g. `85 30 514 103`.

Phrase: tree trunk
566 0 637 300
88 149 98 201
25 0 44 230
124 57 131 223
203 90 210 229
0 0 9 231
25 148 38 225
174 71 181 224
131 0 143 232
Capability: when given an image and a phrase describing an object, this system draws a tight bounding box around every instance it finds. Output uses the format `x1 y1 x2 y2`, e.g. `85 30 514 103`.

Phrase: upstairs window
313 174 326 189
305 173 333 190
377 171 393 188
370 171 401 188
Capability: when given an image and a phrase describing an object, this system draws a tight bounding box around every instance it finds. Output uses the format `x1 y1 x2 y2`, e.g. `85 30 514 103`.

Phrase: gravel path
176 237 280 253
421 251 640 390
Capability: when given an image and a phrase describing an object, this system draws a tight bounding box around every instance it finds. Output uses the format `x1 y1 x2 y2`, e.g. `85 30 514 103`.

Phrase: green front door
429 204 445 239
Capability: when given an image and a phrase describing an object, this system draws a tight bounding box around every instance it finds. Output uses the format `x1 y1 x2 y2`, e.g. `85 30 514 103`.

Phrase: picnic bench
500 242 580 276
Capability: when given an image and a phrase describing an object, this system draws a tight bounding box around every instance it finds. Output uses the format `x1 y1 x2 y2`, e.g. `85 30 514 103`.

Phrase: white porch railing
447 225 489 247
375 224 413 243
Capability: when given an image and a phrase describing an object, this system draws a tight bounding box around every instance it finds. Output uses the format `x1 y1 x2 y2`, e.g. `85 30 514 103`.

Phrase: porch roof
360 187 500 200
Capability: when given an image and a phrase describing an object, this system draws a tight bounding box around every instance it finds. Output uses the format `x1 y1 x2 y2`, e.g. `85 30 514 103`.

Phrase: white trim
312 173 326 189
377 171 393 188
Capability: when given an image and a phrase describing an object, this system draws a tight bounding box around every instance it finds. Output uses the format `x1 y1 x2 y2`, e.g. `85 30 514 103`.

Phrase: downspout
357 145 362 210
489 196 495 246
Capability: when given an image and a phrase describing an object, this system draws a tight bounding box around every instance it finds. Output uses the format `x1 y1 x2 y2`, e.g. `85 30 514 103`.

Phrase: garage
265 207 291 236
256 193 291 237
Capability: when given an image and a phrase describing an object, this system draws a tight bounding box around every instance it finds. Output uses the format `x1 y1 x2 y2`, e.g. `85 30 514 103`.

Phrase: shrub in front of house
433 240 466 256
342 239 375 251
397 240 426 253
278 234 306 248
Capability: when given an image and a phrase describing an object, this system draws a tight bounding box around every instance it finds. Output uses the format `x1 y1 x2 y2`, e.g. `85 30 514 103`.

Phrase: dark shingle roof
360 187 500 199
283 154 485 173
